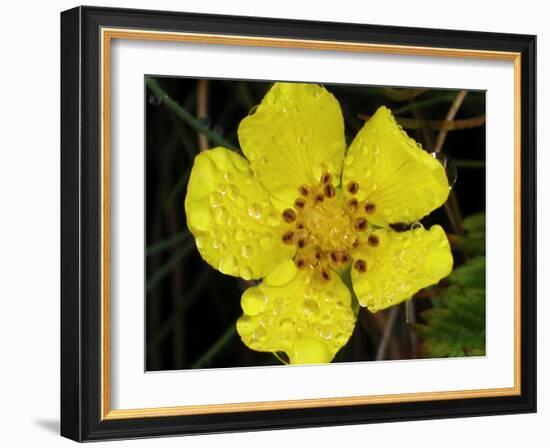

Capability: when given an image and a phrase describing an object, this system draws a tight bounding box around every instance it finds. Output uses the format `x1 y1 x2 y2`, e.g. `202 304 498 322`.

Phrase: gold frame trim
100 28 522 420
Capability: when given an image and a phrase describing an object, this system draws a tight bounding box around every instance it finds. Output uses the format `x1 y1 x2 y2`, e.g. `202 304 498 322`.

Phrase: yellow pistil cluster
280 172 379 280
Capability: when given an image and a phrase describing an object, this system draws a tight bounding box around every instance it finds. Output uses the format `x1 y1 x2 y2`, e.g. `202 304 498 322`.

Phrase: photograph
144 77 487 371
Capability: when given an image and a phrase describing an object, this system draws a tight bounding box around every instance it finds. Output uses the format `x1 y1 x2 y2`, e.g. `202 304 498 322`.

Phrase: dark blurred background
145 77 486 371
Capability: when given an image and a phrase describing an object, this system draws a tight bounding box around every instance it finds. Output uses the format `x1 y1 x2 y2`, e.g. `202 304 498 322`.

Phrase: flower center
281 172 377 280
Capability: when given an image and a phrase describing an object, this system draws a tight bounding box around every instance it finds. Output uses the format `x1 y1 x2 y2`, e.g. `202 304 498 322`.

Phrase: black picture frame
61 5 536 442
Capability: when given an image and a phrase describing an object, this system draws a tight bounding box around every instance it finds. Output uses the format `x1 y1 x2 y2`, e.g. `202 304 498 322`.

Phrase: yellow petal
185 147 295 280
352 225 453 313
238 82 346 209
342 106 450 226
236 267 356 364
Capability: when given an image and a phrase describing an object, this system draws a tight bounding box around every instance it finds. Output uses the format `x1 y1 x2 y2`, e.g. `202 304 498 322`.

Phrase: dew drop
241 244 254 258
208 191 223 208
247 203 263 219
241 287 268 316
411 222 424 230
218 255 238 274
319 326 333 340
223 171 234 182
302 299 320 317
236 316 259 336
344 154 354 166
213 206 228 223
195 235 206 249
430 152 457 187
266 212 281 227
227 184 240 200
240 267 253 280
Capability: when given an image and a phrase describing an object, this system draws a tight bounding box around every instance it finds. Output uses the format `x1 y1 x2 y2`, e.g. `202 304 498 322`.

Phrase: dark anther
347 198 359 211
324 184 336 198
282 231 294 245
298 185 309 197
296 257 306 269
282 208 296 223
297 238 307 249
364 202 376 214
354 217 368 231
321 172 333 185
347 181 359 195
294 198 306 209
314 193 325 203
321 268 332 281
368 234 380 247
354 259 367 273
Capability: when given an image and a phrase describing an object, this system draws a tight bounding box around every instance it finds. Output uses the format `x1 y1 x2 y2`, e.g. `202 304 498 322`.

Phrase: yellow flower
185 83 453 365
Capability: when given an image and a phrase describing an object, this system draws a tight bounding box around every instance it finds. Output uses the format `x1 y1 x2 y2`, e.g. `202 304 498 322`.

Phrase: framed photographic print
60 6 536 442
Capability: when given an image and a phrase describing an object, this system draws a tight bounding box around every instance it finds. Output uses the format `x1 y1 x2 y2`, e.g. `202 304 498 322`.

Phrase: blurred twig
435 90 468 153
192 322 237 369
393 93 456 115
454 159 485 169
147 268 211 353
146 77 238 150
375 306 400 361
146 231 190 256
358 114 486 131
146 238 196 291
196 79 210 151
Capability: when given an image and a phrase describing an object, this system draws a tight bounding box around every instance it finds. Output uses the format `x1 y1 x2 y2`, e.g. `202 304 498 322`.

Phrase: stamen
368 234 380 247
321 172 333 185
282 231 294 245
354 217 368 231
347 181 359 195
314 193 325 204
297 238 307 249
324 184 336 198
294 198 306 209
340 252 350 264
352 237 360 249
354 259 367 273
298 185 309 197
295 256 307 269
282 208 296 223
347 198 359 211
296 222 305 229
321 268 332 281
330 251 339 263
364 202 376 214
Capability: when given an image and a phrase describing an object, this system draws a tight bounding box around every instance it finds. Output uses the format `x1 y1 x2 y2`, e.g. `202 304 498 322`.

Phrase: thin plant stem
196 79 210 151
147 268 211 353
191 323 237 369
146 77 238 151
358 114 486 131
375 306 400 361
454 159 485 169
146 238 195 291
435 90 468 153
393 94 456 115
146 231 189 256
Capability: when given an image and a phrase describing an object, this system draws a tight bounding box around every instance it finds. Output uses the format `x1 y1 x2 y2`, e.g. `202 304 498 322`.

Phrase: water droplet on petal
241 244 254 258
241 287 268 316
430 152 457 188
208 191 223 208
248 203 262 219
227 184 240 200
302 299 320 317
218 255 238 274
240 267 253 280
